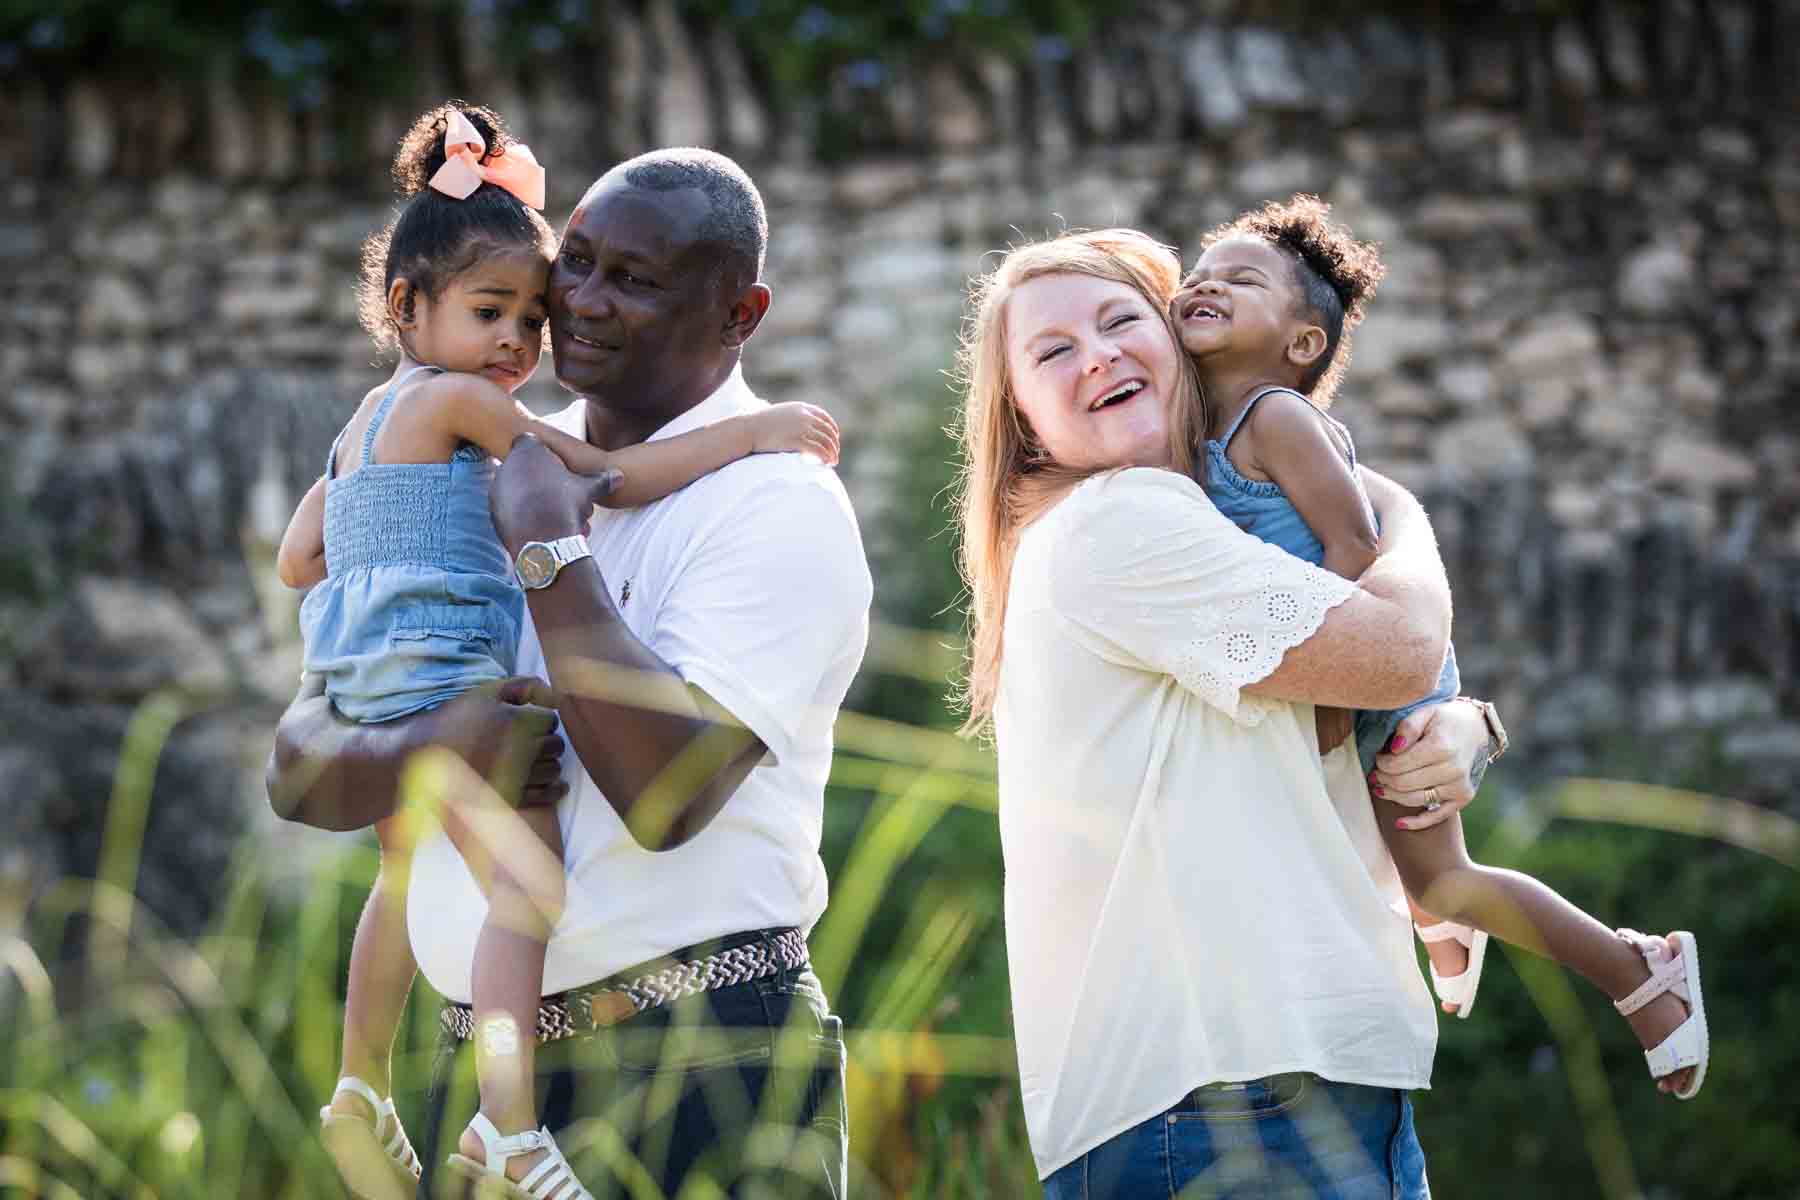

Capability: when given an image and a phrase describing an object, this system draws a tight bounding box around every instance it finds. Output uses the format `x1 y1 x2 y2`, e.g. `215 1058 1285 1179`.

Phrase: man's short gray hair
604 147 767 286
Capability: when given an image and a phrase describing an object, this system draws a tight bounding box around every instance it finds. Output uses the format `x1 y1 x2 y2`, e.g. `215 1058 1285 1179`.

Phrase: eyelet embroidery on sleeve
1169 558 1354 726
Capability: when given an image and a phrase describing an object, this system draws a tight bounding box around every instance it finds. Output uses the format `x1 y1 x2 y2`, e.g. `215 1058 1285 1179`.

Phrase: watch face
516 543 556 589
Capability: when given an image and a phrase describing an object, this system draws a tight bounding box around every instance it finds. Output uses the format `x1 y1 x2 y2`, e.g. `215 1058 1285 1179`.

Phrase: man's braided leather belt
439 928 810 1044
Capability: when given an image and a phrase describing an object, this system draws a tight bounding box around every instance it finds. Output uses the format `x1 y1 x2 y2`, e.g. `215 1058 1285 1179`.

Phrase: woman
954 229 1497 1197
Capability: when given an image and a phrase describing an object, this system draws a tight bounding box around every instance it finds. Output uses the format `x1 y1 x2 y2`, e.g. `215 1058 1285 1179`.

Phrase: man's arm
520 556 767 850
266 674 567 831
490 435 776 851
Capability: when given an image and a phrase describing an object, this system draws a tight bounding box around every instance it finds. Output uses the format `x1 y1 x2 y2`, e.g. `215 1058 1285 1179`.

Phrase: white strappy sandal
1614 928 1709 1099
445 1113 595 1199
318 1075 422 1200
1416 920 1489 1019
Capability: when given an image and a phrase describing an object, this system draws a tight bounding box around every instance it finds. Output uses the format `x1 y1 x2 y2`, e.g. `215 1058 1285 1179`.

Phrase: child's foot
318 1076 420 1200
328 1085 379 1125
458 1118 550 1186
450 1115 595 1198
1417 924 1470 1013
1615 930 1704 1097
1414 920 1487 1017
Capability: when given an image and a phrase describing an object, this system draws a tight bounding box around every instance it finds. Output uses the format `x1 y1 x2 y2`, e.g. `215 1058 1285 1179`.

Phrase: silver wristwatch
513 534 592 591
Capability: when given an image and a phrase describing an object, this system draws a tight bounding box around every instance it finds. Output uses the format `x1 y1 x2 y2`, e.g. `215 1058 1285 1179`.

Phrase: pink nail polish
1390 735 1408 751
1372 785 1385 797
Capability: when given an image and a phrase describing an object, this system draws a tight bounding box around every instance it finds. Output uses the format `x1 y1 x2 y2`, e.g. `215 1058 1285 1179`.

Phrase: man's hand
491 433 620 557
1369 698 1492 831
425 676 568 810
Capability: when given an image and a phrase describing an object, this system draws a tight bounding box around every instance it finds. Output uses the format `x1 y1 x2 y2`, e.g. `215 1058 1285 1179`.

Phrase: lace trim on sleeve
1169 558 1355 727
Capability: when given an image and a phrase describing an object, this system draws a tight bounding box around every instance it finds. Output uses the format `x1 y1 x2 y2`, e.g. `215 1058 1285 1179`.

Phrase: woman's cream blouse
995 468 1437 1179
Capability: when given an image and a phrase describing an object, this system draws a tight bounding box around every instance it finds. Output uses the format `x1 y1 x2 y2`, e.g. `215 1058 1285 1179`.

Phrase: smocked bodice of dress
298 366 523 723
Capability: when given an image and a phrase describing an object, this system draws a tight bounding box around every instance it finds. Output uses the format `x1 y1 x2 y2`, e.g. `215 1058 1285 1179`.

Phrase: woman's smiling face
1003 271 1180 473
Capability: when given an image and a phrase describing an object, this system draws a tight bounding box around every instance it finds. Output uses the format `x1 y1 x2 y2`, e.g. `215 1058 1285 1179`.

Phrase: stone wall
4 1 1798 933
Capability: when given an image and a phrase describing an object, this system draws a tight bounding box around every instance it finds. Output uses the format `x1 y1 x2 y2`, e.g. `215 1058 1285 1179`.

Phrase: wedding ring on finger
1424 787 1442 812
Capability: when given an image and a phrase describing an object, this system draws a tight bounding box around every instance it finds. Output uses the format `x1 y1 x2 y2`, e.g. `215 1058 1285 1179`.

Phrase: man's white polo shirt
409 366 872 1001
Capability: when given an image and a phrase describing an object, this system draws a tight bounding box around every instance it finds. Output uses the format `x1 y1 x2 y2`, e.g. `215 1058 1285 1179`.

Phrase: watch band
542 534 590 571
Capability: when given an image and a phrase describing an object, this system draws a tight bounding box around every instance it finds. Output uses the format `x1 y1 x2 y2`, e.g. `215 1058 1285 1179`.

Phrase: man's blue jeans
415 961 847 1199
1043 1074 1430 1199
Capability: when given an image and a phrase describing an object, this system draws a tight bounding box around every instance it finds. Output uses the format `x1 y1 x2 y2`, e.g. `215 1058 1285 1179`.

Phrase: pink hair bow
428 109 546 210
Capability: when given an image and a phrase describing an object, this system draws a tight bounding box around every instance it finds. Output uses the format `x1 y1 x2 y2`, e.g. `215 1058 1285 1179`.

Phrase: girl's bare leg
1375 799 1696 1094
1404 891 1473 1013
332 816 416 1122
452 801 566 1181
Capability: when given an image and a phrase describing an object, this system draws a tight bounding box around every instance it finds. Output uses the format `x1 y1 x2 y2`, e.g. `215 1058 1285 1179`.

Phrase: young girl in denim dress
277 103 837 1200
1171 195 1707 1100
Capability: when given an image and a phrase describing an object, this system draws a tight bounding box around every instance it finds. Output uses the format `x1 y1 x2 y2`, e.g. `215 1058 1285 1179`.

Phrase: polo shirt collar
648 364 755 443
549 364 753 445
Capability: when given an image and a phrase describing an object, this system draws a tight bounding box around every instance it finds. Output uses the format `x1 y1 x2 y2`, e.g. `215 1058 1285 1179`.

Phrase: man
269 148 870 1198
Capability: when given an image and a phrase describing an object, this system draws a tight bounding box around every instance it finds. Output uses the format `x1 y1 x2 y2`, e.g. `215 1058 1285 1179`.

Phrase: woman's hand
1368 698 1494 831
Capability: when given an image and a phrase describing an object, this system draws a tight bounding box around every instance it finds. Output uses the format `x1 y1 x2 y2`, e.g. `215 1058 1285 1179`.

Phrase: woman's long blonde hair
951 228 1207 732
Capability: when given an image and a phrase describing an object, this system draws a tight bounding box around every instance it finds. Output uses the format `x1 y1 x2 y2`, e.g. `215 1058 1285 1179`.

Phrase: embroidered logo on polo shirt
620 579 632 607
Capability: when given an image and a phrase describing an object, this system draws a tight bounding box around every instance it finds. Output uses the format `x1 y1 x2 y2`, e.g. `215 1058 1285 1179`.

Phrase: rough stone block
1432 414 1534 478
1352 309 1451 375
219 282 323 324
0 224 48 261
1516 376 1577 430
1435 362 1494 412
1373 240 1446 303
1547 482 1606 529
1616 243 1693 316
833 162 926 210
69 342 151 393
79 275 155 333
1502 316 1603 379
648 0 712 147
1549 21 1600 97
72 576 232 697
152 176 225 221
1234 28 1311 110
751 336 834 381
1182 29 1248 134
1232 152 1325 203
926 61 989 150
67 83 115 178
1413 197 1534 238
854 245 960 292
834 304 904 349
1651 439 1755 491
1365 380 1437 419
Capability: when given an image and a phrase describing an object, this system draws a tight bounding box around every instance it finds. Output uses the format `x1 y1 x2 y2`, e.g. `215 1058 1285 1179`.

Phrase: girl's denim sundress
299 365 524 723
1201 386 1458 773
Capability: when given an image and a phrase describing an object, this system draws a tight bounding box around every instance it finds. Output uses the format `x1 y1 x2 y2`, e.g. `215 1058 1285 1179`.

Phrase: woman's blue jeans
1043 1074 1430 1200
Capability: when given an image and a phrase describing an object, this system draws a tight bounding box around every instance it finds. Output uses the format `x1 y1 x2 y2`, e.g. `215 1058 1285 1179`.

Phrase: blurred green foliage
1418 763 1800 1198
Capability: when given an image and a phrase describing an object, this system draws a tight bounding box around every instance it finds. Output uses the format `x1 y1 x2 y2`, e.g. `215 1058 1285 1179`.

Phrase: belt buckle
572 988 639 1033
